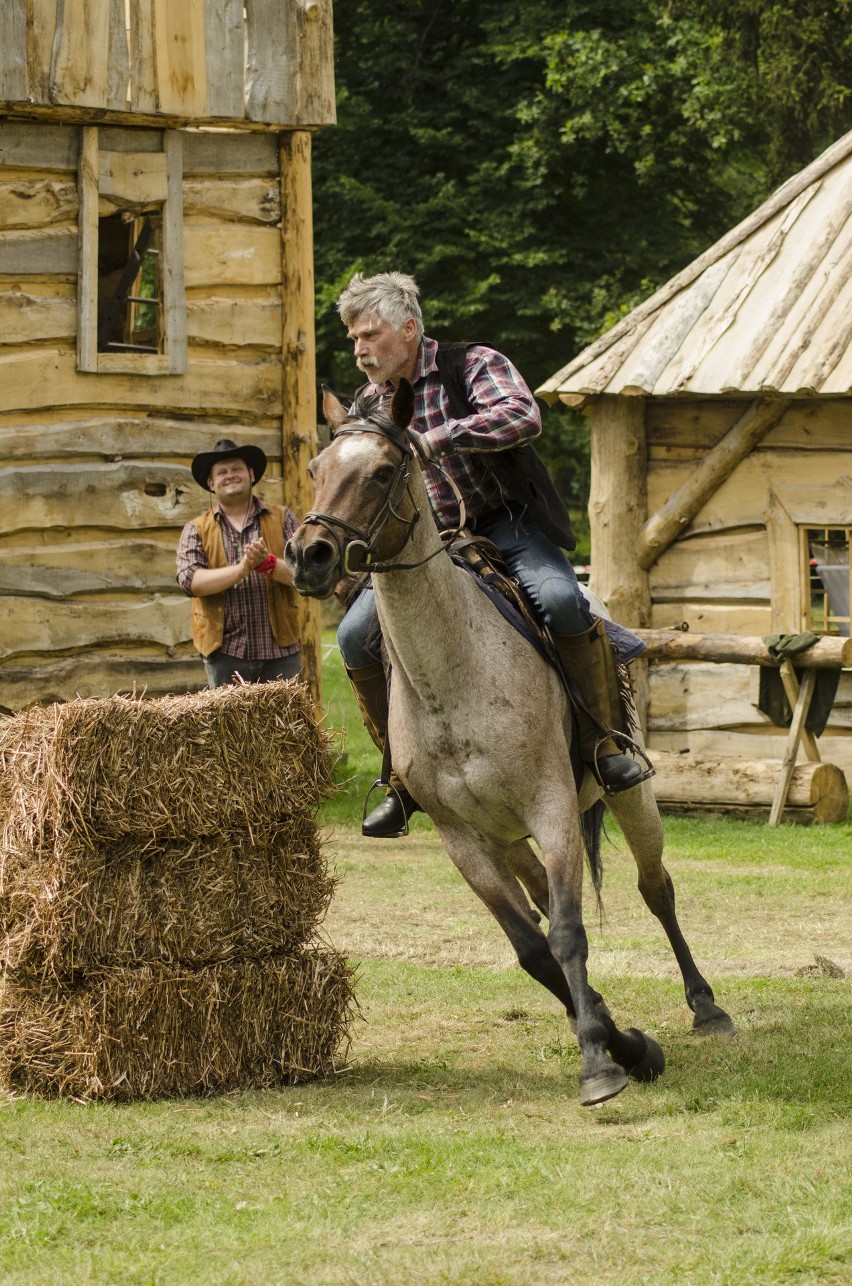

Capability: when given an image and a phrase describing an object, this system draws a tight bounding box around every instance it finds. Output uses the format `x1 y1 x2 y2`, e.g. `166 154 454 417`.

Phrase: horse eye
374 465 395 486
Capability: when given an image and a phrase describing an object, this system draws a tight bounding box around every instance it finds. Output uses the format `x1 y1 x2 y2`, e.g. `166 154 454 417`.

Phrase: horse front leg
608 785 735 1035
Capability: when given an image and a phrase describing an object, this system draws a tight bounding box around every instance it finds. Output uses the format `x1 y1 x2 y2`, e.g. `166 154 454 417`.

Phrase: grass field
0 636 850 1284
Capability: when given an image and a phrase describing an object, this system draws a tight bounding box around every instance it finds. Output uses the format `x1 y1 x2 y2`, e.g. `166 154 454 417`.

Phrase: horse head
285 379 420 598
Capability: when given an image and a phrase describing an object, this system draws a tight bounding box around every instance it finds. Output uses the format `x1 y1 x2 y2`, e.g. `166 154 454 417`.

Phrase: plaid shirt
176 497 300 660
364 337 541 530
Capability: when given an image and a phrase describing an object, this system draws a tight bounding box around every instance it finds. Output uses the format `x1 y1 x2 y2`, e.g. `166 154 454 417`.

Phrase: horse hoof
688 1008 735 1039
579 1064 628 1107
623 1028 666 1083
692 1002 736 1037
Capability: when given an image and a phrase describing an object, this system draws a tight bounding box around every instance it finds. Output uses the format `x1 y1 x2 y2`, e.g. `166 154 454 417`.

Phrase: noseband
303 418 422 575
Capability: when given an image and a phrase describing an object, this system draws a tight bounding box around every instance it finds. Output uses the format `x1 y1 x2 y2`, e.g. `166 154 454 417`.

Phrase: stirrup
362 778 412 837
592 731 655 796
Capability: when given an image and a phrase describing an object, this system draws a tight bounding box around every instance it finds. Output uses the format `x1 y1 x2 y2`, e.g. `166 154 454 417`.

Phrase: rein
304 417 467 575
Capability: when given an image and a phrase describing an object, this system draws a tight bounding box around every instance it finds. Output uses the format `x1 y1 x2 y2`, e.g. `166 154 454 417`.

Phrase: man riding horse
335 271 649 838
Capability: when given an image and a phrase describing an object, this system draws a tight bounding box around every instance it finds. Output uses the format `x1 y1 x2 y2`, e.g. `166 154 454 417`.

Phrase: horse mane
341 389 411 453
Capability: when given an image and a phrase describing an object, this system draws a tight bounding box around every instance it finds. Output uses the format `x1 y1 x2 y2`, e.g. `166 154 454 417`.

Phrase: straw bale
0 682 335 845
1 821 335 980
0 950 355 1100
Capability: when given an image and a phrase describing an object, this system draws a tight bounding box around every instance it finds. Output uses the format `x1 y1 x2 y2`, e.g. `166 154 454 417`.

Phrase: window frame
77 127 186 376
766 484 852 634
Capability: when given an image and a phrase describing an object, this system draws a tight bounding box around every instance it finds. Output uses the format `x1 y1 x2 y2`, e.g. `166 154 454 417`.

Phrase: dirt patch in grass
322 828 852 980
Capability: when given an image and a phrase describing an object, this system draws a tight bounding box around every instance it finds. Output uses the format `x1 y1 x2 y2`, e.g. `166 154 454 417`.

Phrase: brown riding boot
345 663 422 837
552 621 648 793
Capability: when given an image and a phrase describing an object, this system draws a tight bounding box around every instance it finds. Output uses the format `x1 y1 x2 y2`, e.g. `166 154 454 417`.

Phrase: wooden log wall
640 396 852 779
0 121 320 712
0 0 335 130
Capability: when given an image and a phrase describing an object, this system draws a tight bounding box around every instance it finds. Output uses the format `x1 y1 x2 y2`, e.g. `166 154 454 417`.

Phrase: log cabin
538 129 852 819
0 0 333 709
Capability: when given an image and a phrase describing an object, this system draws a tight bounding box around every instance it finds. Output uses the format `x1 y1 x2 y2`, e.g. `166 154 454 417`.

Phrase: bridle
303 414 467 575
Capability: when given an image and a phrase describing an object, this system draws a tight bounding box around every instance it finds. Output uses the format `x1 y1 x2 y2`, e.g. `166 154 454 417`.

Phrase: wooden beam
280 130 321 705
634 629 852 668
77 126 99 372
637 398 791 570
778 659 820 763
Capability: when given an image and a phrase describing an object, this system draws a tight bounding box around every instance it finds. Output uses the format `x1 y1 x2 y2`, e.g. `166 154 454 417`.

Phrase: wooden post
280 130 322 706
588 395 651 730
768 668 817 825
778 659 820 763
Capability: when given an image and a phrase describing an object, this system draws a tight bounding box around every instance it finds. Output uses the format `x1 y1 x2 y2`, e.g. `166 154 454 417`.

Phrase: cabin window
77 127 186 375
804 527 851 637
97 211 163 355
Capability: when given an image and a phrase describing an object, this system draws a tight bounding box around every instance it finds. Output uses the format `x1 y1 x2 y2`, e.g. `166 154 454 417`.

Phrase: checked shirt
364 336 541 530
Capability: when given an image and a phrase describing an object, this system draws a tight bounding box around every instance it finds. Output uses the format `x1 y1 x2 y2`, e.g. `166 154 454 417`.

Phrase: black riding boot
345 663 423 837
552 621 648 793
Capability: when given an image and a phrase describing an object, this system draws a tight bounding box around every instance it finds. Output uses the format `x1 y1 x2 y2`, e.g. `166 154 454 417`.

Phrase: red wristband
256 554 276 576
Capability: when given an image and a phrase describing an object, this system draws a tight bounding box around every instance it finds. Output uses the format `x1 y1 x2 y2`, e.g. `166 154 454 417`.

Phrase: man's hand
242 538 270 573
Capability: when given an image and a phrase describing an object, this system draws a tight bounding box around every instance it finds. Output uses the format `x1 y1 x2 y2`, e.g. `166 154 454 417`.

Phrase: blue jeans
337 508 594 669
203 650 302 688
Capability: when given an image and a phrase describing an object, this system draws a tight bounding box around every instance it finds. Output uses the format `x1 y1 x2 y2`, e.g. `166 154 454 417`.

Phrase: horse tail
580 798 605 905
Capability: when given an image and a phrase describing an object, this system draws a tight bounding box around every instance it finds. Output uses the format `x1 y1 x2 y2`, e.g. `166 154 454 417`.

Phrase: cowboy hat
191 438 267 490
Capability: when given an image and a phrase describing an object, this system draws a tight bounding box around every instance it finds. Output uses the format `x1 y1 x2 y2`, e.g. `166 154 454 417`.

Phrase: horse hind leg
607 783 735 1035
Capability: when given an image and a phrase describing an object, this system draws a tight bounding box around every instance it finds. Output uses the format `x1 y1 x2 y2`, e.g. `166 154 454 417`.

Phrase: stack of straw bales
0 681 354 1100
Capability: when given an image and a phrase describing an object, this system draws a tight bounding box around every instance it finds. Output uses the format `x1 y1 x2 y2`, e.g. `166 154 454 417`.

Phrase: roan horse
285 380 734 1106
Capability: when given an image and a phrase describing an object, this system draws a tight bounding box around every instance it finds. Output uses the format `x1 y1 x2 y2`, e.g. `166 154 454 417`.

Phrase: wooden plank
26 0 61 105
50 0 112 108
0 227 77 274
0 537 179 596
635 628 852 668
106 0 130 111
186 298 282 349
98 126 163 153
0 2 29 101
647 661 765 732
290 0 336 127
129 0 158 114
99 150 168 205
76 127 98 372
0 292 76 344
647 397 852 452
0 179 77 230
152 0 207 118
162 131 187 374
280 130 321 701
182 131 278 176
183 225 283 288
0 594 190 660
245 0 294 125
0 653 205 711
0 350 282 417
0 416 282 461
0 460 198 534
183 178 281 224
638 398 791 569
0 122 78 171
784 257 852 394
768 668 817 824
204 0 245 119
648 601 773 634
649 528 770 603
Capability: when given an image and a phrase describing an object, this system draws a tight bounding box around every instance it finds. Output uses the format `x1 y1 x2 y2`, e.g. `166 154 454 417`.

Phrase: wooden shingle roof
537 129 852 404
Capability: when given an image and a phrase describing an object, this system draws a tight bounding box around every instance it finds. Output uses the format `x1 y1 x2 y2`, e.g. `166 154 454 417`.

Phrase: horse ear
390 378 415 429
322 385 349 432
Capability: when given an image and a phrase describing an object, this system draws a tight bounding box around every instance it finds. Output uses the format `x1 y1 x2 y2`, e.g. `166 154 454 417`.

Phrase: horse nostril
304 539 336 573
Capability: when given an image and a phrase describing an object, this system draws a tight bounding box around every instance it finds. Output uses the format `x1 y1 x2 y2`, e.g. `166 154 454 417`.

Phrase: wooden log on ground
635 629 852 668
650 751 848 823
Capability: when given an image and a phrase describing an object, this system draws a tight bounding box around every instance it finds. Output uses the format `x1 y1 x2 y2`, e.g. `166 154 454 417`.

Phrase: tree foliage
312 0 852 551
